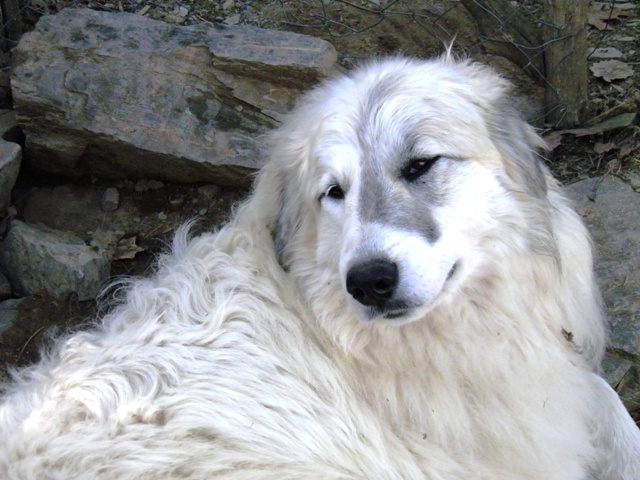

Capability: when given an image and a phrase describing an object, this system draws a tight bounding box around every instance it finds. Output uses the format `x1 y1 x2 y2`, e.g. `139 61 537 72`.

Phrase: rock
567 176 640 413
198 184 221 199
0 298 25 337
0 271 11 300
101 187 120 212
0 221 110 301
224 14 241 25
11 8 338 186
566 176 640 358
0 110 22 213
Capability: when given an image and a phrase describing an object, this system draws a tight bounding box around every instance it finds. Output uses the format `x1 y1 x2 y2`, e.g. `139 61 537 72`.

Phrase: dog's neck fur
283 220 591 448
228 175 605 471
288 254 594 470
243 174 602 399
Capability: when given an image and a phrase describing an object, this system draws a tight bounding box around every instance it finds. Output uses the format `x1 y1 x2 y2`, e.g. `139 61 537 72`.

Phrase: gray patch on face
357 159 441 243
355 79 441 243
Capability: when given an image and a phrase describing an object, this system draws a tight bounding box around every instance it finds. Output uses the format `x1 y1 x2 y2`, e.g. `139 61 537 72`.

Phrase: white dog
1 56 639 479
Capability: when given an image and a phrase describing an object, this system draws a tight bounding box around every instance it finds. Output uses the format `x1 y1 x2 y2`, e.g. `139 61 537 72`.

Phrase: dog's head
259 56 553 327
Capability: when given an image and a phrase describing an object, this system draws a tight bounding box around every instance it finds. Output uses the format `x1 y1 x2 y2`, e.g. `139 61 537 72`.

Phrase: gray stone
0 110 22 212
0 271 11 300
198 184 221 199
566 176 640 358
0 220 110 301
11 8 338 186
224 14 241 25
0 298 25 337
101 187 120 212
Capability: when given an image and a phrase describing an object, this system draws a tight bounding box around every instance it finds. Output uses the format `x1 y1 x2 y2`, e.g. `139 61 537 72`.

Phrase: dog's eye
325 184 345 200
401 156 440 182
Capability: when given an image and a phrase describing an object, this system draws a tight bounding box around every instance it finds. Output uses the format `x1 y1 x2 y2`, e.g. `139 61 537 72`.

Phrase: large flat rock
12 9 338 186
566 176 640 358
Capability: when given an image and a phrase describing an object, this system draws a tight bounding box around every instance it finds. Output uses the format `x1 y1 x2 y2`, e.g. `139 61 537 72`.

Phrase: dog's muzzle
346 258 398 308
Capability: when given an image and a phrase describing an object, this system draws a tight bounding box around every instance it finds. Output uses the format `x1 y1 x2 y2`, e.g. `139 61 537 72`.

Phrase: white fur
1 56 639 479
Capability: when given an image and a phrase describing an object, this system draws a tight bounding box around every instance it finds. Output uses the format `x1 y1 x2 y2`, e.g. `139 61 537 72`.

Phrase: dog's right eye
401 156 440 182
325 184 345 200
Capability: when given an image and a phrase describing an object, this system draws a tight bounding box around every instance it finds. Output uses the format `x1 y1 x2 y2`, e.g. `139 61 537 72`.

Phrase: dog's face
270 57 549 325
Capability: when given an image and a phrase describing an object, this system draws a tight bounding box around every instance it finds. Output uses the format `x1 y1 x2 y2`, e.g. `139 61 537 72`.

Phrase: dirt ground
1 1 639 398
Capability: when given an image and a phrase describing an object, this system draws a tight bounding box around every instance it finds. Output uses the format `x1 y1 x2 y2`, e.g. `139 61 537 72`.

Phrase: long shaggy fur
1 56 639 479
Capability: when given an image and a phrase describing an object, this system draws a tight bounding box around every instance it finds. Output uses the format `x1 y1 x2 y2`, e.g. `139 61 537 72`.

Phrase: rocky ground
0 1 639 421
2 175 247 369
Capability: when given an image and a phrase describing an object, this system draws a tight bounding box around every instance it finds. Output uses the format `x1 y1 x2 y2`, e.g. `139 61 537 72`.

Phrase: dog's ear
250 160 303 270
257 101 321 270
445 59 549 199
487 103 548 199
274 169 302 269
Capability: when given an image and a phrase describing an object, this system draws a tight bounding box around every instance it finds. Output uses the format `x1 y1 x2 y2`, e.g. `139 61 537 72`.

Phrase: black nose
346 259 398 308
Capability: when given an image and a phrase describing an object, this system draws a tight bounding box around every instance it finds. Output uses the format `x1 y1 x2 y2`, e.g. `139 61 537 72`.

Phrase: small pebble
224 13 241 25
198 184 221 199
101 188 120 212
198 208 208 216
158 212 167 220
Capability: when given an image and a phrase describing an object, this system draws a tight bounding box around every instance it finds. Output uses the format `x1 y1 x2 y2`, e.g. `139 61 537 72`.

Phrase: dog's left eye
323 184 345 201
401 156 440 182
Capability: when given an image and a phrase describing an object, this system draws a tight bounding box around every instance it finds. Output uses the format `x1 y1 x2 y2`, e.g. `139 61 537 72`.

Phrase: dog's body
1 57 639 479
